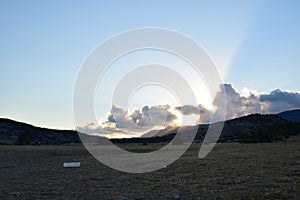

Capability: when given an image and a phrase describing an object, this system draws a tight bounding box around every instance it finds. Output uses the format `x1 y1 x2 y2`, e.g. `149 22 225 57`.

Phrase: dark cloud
259 89 300 113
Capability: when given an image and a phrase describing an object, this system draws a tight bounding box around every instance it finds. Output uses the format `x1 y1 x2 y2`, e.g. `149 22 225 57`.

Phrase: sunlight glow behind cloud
79 84 300 138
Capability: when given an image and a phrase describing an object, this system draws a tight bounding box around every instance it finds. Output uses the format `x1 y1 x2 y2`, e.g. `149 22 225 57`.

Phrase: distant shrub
238 122 300 143
16 132 34 145
268 122 300 141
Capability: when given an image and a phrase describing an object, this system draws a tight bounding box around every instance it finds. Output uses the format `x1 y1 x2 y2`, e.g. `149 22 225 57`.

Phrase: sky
1 0 300 133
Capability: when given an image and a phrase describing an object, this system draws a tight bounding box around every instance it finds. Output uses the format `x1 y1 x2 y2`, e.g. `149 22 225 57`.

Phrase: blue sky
1 0 300 129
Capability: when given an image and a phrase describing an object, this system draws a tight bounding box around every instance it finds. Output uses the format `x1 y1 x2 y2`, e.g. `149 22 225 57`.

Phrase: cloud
174 84 300 123
77 84 300 138
213 84 268 120
259 89 300 113
214 84 300 120
76 120 136 139
77 104 179 138
175 105 212 124
76 122 104 135
109 104 178 131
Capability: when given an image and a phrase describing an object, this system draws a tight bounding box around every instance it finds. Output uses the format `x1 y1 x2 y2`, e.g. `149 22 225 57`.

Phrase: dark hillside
278 109 300 122
1 109 299 145
0 118 81 145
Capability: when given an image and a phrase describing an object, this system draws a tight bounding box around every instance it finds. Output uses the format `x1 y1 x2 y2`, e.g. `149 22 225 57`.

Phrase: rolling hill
0 118 81 145
0 109 299 145
277 109 300 122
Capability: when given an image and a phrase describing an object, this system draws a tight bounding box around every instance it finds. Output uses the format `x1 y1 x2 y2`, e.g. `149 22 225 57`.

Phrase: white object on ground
63 162 80 168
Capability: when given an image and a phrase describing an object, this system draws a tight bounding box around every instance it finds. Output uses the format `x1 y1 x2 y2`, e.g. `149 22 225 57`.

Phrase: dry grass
1 142 299 199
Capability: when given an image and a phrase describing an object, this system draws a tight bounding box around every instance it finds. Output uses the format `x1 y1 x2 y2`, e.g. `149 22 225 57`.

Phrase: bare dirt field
1 142 300 199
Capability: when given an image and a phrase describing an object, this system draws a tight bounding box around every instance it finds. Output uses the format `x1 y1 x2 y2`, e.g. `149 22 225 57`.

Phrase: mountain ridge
0 109 299 145
277 109 300 122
